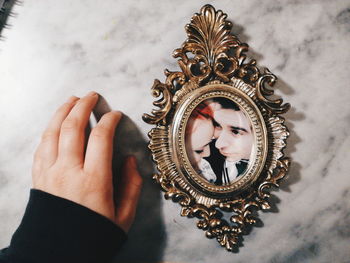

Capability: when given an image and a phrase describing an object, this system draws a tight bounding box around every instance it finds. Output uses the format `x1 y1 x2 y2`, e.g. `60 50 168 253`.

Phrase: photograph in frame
185 97 254 186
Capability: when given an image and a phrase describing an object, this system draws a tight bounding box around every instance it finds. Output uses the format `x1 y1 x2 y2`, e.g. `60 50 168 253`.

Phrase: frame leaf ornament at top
143 4 291 251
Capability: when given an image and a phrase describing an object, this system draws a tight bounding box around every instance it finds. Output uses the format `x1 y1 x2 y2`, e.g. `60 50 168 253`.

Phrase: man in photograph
206 97 253 185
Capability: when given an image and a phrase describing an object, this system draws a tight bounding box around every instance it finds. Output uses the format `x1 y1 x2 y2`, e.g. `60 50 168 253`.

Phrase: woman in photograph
209 97 254 185
185 102 218 183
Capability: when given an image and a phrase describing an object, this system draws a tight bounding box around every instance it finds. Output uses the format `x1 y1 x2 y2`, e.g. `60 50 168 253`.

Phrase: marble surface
1 0 350 262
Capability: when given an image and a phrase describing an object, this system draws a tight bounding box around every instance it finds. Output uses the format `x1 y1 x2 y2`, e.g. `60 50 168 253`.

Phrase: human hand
31 91 142 233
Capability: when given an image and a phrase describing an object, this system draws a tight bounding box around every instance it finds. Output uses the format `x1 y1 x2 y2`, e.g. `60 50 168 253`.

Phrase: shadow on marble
237 87 303 253
92 95 166 262
234 22 304 193
230 21 264 65
231 20 304 195
230 210 265 253
261 82 304 207
225 22 305 252
281 105 304 192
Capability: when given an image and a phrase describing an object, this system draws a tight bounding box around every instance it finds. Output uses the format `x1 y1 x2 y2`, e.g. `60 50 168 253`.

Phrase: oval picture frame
143 5 290 251
172 82 268 200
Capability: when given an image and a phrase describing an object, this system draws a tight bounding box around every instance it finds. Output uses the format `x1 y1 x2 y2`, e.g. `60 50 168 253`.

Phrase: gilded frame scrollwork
143 4 290 251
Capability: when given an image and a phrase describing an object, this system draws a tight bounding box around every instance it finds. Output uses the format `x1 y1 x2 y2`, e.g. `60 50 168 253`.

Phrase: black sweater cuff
3 189 126 263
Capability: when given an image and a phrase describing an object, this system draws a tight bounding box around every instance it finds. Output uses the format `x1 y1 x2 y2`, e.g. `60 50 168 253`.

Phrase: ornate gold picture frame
143 5 290 251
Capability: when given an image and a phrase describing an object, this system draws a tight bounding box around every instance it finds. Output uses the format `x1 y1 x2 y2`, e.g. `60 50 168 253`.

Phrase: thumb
115 156 143 233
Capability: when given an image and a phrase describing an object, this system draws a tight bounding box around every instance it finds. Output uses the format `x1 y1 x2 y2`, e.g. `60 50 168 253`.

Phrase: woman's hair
186 101 213 134
191 101 213 120
212 97 240 111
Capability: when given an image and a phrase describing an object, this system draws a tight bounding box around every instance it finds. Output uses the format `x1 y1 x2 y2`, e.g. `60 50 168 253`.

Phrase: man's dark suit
204 140 248 185
204 140 225 185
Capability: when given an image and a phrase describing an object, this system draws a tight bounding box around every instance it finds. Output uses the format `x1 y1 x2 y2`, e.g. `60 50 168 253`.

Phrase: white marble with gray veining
1 0 350 262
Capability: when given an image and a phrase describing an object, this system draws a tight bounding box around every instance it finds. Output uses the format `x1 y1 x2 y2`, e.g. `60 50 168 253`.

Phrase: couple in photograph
185 97 253 186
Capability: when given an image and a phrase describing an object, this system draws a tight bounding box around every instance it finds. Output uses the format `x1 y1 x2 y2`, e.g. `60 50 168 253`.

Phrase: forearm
0 189 126 263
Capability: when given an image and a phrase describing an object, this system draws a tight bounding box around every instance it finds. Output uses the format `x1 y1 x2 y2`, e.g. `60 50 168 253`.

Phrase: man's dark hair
213 97 240 111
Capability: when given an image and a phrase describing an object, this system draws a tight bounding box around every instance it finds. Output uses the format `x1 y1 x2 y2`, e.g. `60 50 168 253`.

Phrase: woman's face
187 118 214 167
213 108 253 162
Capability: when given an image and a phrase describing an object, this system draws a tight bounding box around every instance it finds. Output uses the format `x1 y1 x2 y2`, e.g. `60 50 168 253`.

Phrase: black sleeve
0 189 127 263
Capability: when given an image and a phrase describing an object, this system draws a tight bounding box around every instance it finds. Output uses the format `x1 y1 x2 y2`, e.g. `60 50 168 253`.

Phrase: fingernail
67 96 79 103
87 91 98 97
112 110 123 118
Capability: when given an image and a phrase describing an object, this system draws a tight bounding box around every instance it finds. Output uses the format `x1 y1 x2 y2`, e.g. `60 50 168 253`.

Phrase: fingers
84 111 122 175
57 91 99 167
34 96 80 170
115 156 142 232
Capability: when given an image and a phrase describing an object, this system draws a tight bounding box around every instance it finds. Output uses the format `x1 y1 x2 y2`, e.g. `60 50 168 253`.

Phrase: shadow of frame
230 19 304 192
91 95 166 262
